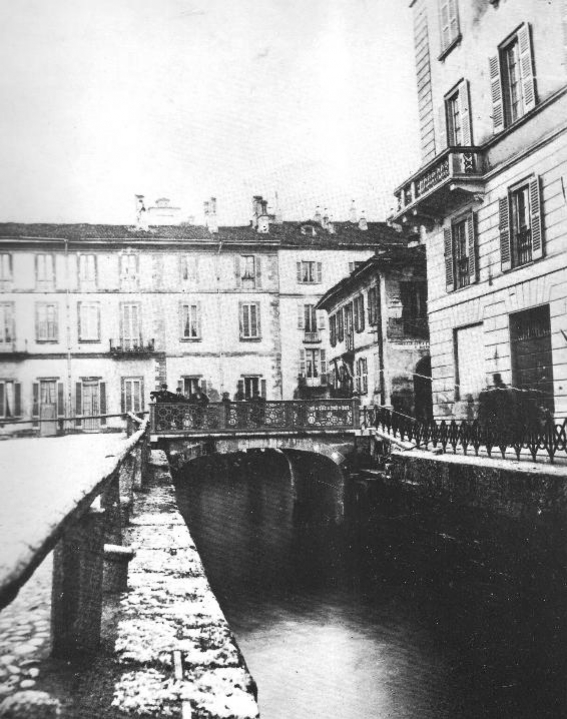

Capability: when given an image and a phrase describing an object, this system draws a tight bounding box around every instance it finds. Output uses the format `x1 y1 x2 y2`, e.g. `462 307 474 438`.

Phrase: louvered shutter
255 303 261 338
320 350 327 384
359 296 365 331
438 104 448 151
75 382 82 427
0 384 4 418
14 383 21 417
235 256 242 289
255 257 262 289
499 196 511 271
237 380 244 399
317 310 326 331
530 176 543 260
57 382 65 416
316 262 322 283
448 0 459 43
489 54 505 134
444 227 455 293
260 379 266 399
298 303 305 329
296 261 302 282
197 301 203 339
121 380 126 414
32 383 39 426
299 349 306 376
518 24 536 113
459 80 472 145
100 382 107 425
467 213 478 283
238 301 244 338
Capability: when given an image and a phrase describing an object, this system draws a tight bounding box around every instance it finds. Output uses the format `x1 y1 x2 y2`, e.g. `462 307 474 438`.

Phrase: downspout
64 239 72 426
216 239 225 393
377 272 388 406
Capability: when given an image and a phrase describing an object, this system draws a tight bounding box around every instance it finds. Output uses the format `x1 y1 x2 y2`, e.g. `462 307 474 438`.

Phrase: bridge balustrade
150 399 360 435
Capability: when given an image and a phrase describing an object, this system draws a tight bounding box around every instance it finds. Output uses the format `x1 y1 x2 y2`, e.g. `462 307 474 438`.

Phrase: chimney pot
358 211 368 231
349 200 357 224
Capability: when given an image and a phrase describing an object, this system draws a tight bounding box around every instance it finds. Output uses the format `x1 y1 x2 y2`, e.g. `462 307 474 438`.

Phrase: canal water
174 450 567 719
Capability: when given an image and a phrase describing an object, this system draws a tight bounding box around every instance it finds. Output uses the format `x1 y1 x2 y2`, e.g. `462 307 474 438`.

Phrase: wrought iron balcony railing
391 146 485 226
303 331 322 343
109 338 155 356
513 228 532 267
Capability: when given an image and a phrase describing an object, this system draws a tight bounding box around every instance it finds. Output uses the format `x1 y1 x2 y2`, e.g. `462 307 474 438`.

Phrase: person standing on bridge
190 385 209 429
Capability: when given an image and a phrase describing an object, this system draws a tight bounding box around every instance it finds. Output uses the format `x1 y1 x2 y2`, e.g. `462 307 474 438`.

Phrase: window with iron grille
240 302 261 340
499 176 543 272
444 212 477 292
36 302 58 342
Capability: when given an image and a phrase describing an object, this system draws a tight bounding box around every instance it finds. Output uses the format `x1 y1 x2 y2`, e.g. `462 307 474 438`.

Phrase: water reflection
174 450 567 719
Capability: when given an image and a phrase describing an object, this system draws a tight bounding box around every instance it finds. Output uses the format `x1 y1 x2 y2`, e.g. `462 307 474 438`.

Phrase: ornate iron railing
150 399 359 435
109 338 155 356
368 405 567 463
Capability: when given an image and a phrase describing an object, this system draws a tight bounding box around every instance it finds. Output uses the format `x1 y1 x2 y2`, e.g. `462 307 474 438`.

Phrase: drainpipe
378 273 389 407
216 240 225 394
64 239 72 426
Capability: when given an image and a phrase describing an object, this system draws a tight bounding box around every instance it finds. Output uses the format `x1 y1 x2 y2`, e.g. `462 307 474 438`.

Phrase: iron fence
150 399 359 434
367 405 567 463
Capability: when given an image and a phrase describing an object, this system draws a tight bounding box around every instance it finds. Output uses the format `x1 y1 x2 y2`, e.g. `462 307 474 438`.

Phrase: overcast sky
0 0 420 226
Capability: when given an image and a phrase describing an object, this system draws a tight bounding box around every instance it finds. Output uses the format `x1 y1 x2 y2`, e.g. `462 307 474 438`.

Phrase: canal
174 449 567 719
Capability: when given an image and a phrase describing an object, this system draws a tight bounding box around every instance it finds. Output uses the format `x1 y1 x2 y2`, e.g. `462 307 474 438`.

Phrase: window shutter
444 227 455 293
438 103 448 152
100 382 107 425
75 382 82 427
238 301 244 337
530 176 543 260
296 262 302 282
498 196 512 271
121 380 126 414
467 212 478 283
317 310 325 331
256 303 261 337
320 349 327 377
299 349 306 376
0 384 4 418
32 383 39 423
235 256 242 288
489 54 505 134
459 80 472 145
260 379 266 398
298 303 305 329
448 0 459 43
255 257 262 289
197 301 203 338
316 262 322 283
359 297 365 331
14 383 21 417
53 305 58 340
518 24 536 113
237 380 244 398
348 262 354 274
57 382 64 417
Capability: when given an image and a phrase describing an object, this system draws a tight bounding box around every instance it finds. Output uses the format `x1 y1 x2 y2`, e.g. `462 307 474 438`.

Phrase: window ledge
35 339 59 344
180 337 202 342
438 34 462 62
79 339 101 344
239 337 262 342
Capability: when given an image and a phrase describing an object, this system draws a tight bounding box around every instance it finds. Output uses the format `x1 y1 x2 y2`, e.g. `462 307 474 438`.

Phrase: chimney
252 195 263 228
135 194 148 231
207 196 218 233
327 214 336 234
314 205 322 224
349 200 357 223
273 191 283 224
358 211 368 231
321 208 329 229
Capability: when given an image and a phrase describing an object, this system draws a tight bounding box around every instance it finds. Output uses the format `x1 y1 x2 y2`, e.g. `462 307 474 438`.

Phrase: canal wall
388 448 567 520
113 449 260 719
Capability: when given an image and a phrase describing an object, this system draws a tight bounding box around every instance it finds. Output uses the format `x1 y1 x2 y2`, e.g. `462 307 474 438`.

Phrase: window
344 303 354 349
330 314 337 347
78 254 97 288
180 302 202 340
499 176 543 271
444 213 477 292
76 379 106 429
300 349 327 382
0 380 21 418
78 302 100 342
36 303 58 342
298 304 319 335
182 376 202 397
367 286 380 326
180 256 199 286
0 254 12 289
438 0 460 57
32 379 65 428
236 256 261 289
36 254 55 290
400 281 428 337
120 303 141 349
348 261 364 274
297 260 322 284
240 376 266 400
355 358 368 395
240 302 261 340
0 303 14 346
120 254 139 288
489 24 536 134
121 377 144 414
353 295 365 333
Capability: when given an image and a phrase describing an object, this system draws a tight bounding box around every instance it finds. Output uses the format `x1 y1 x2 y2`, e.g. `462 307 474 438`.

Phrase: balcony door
121 303 141 350
77 380 106 431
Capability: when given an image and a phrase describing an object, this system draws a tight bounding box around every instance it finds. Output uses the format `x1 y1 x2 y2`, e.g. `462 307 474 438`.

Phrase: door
39 380 57 436
510 305 554 415
82 381 101 431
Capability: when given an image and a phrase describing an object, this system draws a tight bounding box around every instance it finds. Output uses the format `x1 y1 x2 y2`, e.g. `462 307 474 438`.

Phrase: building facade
316 246 430 418
392 0 567 420
0 202 405 432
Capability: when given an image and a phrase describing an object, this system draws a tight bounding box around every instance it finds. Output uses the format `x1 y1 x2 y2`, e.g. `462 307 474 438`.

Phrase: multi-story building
0 196 405 433
316 244 430 418
391 0 567 420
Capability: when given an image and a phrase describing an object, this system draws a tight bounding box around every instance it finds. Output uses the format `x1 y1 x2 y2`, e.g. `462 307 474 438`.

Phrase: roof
0 220 414 250
316 244 426 311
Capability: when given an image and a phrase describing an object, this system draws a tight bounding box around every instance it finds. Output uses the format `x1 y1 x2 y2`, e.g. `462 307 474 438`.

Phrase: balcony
387 317 429 341
391 147 485 227
303 331 322 344
0 339 29 358
109 338 155 357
